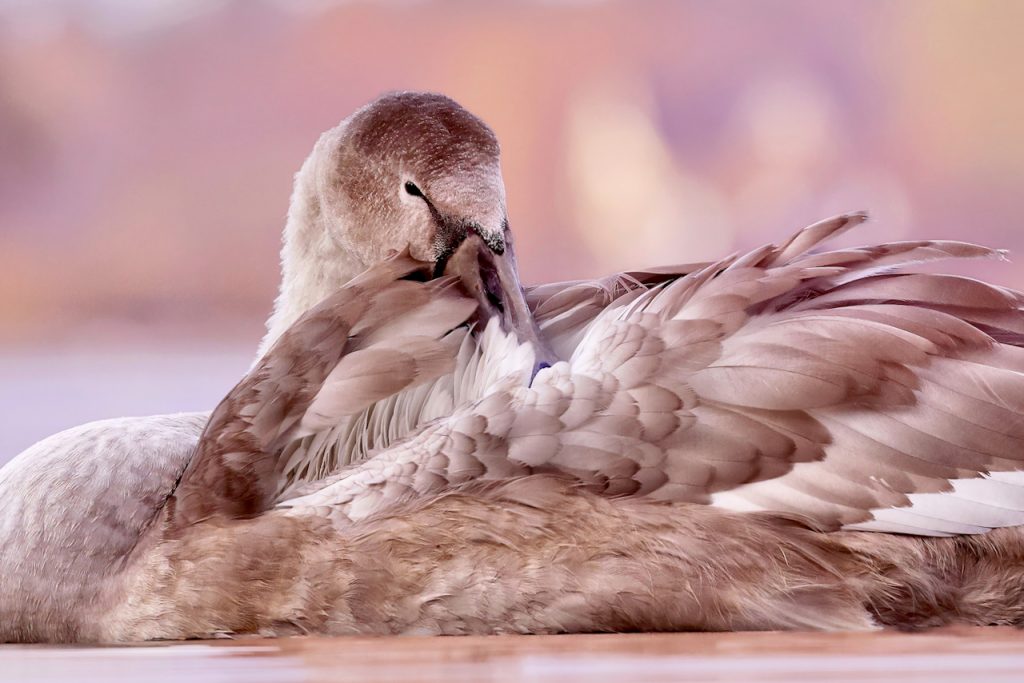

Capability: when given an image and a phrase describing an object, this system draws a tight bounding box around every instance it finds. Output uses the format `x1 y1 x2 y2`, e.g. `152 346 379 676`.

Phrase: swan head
262 92 548 362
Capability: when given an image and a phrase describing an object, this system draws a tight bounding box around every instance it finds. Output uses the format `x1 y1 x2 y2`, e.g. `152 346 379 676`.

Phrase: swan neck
257 167 363 358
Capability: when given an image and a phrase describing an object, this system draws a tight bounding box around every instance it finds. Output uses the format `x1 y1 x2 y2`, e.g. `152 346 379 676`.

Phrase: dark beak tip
529 361 551 386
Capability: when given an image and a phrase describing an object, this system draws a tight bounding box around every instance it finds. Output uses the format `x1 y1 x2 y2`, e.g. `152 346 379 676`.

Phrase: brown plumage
49 263 1024 640
3 92 1024 643
167 254 474 531
129 223 1024 639
281 213 1024 541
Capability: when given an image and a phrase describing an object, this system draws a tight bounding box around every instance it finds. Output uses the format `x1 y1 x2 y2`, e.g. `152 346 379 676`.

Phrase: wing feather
166 254 477 530
283 213 1024 537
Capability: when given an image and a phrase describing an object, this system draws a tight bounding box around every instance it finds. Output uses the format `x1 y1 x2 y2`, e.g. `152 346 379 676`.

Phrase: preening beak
442 231 555 374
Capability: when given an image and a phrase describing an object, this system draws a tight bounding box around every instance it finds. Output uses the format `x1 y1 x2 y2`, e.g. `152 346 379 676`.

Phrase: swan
3 91 1024 642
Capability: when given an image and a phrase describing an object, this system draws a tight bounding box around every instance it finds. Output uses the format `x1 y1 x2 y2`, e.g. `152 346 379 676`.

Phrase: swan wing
284 213 1024 536
270 257 695 498
167 254 479 530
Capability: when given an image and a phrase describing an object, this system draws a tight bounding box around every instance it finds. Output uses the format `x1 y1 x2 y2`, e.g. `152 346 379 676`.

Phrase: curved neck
257 152 364 358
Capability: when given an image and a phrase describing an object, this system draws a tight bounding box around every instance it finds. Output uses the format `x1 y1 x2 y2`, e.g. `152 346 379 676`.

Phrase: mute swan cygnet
2 92 1024 643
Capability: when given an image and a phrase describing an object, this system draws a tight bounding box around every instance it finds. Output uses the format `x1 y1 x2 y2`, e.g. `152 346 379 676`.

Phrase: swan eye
404 181 424 198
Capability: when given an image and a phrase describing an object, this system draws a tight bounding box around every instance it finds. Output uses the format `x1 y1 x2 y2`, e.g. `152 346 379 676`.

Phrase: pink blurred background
2 0 1023 462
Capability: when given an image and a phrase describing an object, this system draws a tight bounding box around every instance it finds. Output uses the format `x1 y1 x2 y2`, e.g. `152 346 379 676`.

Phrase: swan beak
443 232 556 373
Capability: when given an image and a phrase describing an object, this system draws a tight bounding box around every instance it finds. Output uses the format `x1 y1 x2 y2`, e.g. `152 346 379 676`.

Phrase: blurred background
1 0 1022 462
